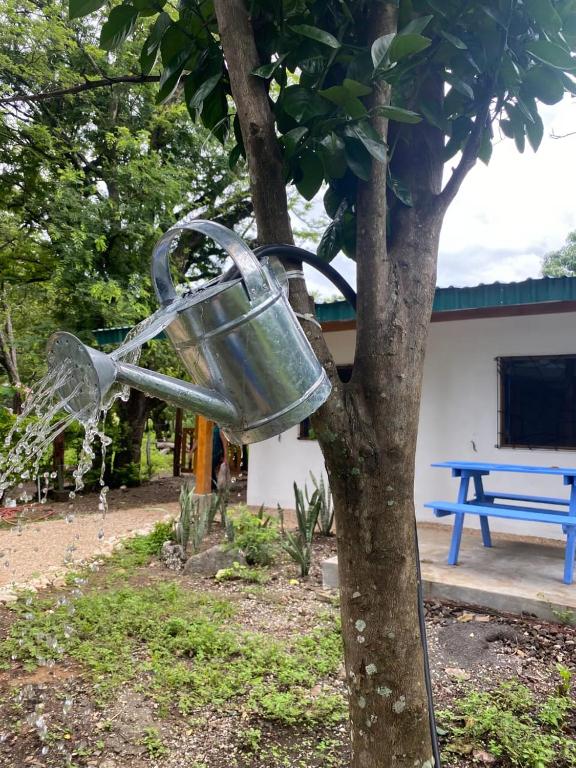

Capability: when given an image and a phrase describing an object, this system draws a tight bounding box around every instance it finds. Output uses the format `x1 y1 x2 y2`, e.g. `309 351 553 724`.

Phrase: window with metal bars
498 355 576 449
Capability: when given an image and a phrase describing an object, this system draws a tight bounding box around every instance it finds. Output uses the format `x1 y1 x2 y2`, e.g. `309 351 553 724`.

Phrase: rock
160 541 186 571
183 545 245 577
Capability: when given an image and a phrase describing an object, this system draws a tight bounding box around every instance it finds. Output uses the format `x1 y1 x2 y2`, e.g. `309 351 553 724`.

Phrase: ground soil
0 474 248 595
0 479 572 768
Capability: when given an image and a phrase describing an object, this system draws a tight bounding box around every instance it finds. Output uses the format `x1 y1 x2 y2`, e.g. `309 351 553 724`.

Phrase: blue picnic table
425 461 576 585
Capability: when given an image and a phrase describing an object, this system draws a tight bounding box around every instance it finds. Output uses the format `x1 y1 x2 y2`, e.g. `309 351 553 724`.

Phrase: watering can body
47 219 331 445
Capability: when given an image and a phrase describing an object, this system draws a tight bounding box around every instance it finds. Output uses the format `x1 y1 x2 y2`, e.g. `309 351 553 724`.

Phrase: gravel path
0 502 179 600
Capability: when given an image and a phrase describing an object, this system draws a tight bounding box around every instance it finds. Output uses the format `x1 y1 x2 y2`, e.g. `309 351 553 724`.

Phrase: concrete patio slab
322 523 576 622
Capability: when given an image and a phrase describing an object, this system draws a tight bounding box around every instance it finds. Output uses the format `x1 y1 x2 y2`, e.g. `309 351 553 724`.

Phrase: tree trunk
213 2 450 765
319 204 443 767
0 288 23 413
111 389 152 487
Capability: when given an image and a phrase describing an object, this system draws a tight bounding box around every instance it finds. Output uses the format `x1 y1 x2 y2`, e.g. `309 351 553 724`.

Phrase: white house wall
247 311 576 540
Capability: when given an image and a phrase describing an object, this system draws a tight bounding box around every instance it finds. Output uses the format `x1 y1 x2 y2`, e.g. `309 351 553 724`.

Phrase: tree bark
0 288 23 413
111 390 152 487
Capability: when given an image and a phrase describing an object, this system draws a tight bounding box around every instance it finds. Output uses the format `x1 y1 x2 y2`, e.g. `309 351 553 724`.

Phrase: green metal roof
93 276 576 345
315 276 576 323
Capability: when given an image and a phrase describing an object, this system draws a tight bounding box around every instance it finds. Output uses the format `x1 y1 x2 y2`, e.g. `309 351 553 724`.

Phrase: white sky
303 96 576 298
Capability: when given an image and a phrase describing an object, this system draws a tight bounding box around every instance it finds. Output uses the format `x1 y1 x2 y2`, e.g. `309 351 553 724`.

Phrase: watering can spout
46 332 238 427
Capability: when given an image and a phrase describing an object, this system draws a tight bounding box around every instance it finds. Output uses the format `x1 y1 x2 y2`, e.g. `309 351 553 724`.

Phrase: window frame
497 353 576 451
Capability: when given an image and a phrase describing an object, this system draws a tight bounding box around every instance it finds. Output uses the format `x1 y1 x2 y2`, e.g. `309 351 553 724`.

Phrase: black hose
247 242 441 766
219 243 358 311
415 522 443 768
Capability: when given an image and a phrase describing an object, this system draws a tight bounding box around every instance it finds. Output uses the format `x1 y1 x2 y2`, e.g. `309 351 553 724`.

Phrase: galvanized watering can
47 219 331 444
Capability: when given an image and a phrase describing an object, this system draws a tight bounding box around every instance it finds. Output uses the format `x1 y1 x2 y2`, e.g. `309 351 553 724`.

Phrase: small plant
238 726 262 753
215 562 269 583
438 672 576 768
227 505 278 566
140 726 168 758
310 472 334 535
282 481 321 577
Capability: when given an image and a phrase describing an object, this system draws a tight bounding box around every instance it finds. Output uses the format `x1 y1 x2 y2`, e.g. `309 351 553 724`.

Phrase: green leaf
374 105 422 124
440 30 467 49
500 119 514 139
295 151 324 200
342 79 372 97
317 220 342 262
132 0 163 15
69 0 105 20
290 24 340 48
443 115 473 160
318 133 347 178
344 138 372 181
444 72 474 100
282 127 308 157
319 86 367 119
228 143 243 170
564 14 576 36
524 0 562 33
100 5 139 51
200 84 229 143
344 123 387 163
371 33 395 69
505 105 526 153
477 127 493 165
387 174 413 206
186 74 221 111
323 186 343 218
252 54 287 79
158 46 190 104
140 12 171 75
526 40 576 70
388 34 431 63
525 111 544 152
479 4 507 28
399 14 433 35
426 0 448 16
499 54 522 90
522 65 565 105
282 86 332 123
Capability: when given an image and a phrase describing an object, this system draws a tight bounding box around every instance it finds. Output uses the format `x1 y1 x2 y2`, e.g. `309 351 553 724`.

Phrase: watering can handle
151 218 271 307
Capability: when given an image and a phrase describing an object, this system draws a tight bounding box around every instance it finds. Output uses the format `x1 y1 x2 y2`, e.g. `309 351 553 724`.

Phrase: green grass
0 530 345 726
438 671 576 768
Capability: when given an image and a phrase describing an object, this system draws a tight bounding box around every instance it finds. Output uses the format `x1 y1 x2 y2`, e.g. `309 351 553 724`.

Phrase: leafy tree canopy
57 0 576 262
543 230 576 275
0 0 251 364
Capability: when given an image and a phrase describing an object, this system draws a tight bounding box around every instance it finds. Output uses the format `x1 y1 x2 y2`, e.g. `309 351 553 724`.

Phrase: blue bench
425 462 576 585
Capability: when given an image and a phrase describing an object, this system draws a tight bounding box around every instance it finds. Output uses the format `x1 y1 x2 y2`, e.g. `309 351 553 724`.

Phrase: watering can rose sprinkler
46 219 332 444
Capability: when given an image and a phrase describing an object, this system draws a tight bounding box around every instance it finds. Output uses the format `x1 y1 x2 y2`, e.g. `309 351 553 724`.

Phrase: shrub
227 505 278 566
215 562 269 583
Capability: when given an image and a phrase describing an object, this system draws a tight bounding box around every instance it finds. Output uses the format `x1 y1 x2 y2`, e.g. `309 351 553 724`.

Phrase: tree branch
0 75 160 106
435 95 492 214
